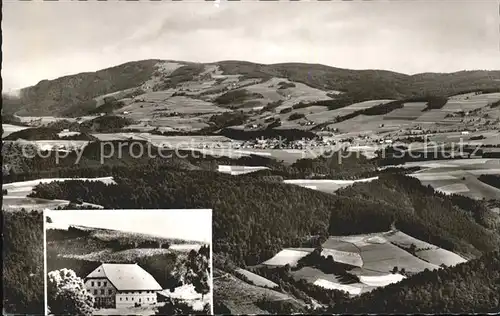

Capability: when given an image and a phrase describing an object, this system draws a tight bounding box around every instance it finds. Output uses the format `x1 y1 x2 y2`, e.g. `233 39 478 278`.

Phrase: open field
258 229 464 299
290 265 404 295
2 124 30 137
444 92 500 112
7 139 91 151
59 248 174 262
261 248 314 267
283 177 379 194
291 267 365 295
16 116 97 125
218 165 270 175
2 177 113 211
2 196 75 211
3 177 115 197
307 99 396 124
94 304 161 316
158 284 212 311
235 268 279 289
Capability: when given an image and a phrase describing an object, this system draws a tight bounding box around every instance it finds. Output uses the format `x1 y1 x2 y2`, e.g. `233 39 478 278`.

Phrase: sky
2 0 500 91
45 209 212 243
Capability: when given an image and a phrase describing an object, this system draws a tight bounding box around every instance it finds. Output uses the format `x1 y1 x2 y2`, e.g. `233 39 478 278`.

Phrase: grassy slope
46 225 188 289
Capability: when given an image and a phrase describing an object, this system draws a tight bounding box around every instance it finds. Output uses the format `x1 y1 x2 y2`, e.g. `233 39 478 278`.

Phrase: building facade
84 263 162 309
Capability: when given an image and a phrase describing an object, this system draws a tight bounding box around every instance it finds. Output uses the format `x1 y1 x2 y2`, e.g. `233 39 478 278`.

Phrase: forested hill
3 59 500 116
30 168 499 265
329 250 500 314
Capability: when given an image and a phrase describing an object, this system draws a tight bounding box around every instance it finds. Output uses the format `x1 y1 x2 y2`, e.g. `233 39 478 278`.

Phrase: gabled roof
86 263 162 291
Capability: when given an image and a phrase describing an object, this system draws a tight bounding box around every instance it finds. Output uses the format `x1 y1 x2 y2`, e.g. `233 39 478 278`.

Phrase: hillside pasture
214 270 304 315
380 231 467 267
142 116 210 130
290 267 364 296
353 242 440 274
60 248 174 262
16 116 97 125
383 102 427 120
158 284 211 311
120 95 228 120
414 110 448 123
16 140 90 151
404 159 500 199
3 177 115 197
320 249 363 267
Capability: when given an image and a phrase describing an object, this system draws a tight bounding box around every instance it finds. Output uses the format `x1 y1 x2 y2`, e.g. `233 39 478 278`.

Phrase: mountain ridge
4 59 500 117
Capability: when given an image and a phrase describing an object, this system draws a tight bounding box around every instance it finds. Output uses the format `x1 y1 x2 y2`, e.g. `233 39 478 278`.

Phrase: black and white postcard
2 1 500 315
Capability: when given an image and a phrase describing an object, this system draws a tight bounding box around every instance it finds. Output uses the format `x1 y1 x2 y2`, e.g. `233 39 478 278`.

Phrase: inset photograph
44 209 212 315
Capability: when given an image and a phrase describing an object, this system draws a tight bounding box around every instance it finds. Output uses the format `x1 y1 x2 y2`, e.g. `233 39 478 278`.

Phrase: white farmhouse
84 263 162 309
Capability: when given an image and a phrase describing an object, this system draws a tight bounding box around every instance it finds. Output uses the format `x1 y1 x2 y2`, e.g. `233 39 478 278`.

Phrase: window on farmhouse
98 281 101 286
109 289 112 295
104 281 107 286
101 289 104 295
120 298 122 301
91 281 94 287
126 297 128 301
94 290 97 295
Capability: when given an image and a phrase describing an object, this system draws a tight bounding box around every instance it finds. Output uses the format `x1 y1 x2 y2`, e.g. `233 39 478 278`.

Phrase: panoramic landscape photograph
2 0 500 315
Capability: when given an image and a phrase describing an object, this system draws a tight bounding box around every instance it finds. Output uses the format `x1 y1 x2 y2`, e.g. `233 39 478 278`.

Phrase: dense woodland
328 250 500 314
